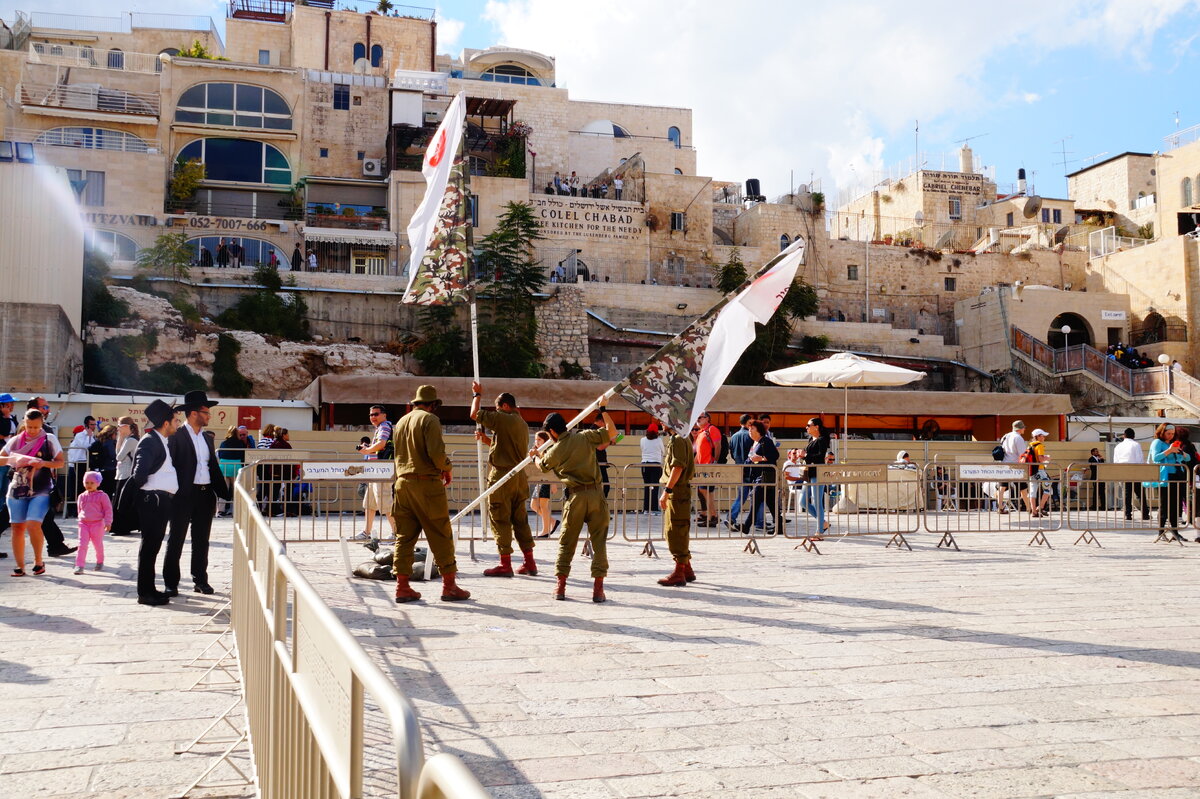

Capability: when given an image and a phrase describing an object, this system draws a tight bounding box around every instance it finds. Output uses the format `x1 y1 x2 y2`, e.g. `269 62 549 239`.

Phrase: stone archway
1048 312 1092 348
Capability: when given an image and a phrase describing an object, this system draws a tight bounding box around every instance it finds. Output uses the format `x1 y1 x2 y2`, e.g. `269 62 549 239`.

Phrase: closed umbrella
765 352 926 462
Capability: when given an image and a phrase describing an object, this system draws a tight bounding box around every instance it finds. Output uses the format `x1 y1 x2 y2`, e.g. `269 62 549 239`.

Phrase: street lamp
1159 353 1171 366
1061 324 1071 347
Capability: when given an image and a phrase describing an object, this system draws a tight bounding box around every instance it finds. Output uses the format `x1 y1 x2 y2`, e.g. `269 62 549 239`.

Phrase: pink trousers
76 521 105 569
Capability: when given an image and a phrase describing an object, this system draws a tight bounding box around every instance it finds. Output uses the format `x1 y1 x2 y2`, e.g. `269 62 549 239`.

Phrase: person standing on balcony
614 176 624 200
569 171 581 196
307 249 318 272
216 238 229 268
291 243 302 271
228 239 243 269
553 172 563 194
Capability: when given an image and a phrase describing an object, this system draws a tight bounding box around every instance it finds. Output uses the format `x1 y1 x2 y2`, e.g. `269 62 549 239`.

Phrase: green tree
476 201 545 377
713 249 820 385
82 250 130 326
136 231 193 282
176 39 229 61
168 158 206 210
213 334 253 396
216 264 311 340
376 0 395 13
413 306 470 376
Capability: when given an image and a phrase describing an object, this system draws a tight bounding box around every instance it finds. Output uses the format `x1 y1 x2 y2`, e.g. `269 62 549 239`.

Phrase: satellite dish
914 211 925 226
1022 195 1043 219
934 230 954 250
353 58 369 73
1053 225 1070 245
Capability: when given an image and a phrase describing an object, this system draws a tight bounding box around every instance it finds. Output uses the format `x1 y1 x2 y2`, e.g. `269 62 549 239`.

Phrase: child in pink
75 470 112 574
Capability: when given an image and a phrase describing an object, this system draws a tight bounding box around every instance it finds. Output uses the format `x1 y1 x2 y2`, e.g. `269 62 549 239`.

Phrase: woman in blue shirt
1147 422 1190 541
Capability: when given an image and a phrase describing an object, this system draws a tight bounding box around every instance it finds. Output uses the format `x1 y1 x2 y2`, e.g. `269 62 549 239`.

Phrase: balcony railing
304 212 388 231
19 82 160 116
30 12 224 52
29 42 165 74
1131 322 1189 347
166 197 302 221
4 126 161 153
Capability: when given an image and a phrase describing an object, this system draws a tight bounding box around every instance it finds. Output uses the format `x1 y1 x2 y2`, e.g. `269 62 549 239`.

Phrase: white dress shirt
68 429 95 464
1112 437 1145 464
188 424 211 485
142 431 179 494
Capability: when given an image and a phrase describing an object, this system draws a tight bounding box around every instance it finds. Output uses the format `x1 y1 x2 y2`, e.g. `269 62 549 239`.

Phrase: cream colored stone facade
1066 152 1157 233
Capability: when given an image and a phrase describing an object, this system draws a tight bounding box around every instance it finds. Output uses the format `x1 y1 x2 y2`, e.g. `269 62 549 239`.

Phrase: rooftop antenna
1054 136 1075 193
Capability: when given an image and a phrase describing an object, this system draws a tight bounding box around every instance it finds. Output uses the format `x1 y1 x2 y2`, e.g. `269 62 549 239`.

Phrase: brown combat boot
553 574 567 600
394 575 422 603
517 549 538 576
592 577 606 603
683 561 696 583
658 562 687 587
483 553 514 577
440 571 471 601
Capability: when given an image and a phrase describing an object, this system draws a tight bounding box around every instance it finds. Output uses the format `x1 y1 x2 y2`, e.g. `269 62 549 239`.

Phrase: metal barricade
920 461 1064 548
784 463 923 552
1065 462 1182 546
620 464 783 556
242 454 391 543
230 469 490 799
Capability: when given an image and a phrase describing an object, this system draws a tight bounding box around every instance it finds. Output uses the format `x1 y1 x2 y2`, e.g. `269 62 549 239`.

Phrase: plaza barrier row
240 457 1200 552
230 469 490 799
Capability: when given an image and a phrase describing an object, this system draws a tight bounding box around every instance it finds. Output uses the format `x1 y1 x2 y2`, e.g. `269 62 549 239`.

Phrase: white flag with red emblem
403 91 470 305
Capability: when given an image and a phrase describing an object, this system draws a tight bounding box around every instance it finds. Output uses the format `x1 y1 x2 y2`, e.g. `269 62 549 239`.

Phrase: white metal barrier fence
230 469 490 799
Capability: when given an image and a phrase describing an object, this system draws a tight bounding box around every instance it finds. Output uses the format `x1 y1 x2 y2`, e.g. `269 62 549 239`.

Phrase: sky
6 0 1200 203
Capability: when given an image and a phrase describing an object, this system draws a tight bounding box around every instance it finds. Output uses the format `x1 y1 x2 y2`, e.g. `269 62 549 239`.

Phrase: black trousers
640 465 662 511
137 490 174 597
1160 479 1184 532
165 485 217 590
1124 482 1149 518
42 488 67 553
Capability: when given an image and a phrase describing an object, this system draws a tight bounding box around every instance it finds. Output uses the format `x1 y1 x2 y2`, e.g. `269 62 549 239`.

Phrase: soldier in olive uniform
658 423 698 586
530 408 617 602
470 381 538 577
392 385 470 603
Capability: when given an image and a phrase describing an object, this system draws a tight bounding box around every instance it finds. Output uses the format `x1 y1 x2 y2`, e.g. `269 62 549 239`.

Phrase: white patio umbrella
765 352 926 462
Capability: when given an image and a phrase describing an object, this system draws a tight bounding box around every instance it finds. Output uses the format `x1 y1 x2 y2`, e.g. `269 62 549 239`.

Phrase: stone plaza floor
291 519 1200 798
6 515 1200 797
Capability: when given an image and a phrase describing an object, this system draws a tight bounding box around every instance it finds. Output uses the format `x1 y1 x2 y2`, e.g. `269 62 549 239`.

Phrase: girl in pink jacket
75 470 112 574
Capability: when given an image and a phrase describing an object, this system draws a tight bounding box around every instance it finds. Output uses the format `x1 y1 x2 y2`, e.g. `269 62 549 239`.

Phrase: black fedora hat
177 390 218 413
144 399 179 428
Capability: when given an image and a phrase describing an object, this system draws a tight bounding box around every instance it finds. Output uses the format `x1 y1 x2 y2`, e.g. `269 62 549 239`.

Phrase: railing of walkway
230 469 490 799
1011 326 1180 400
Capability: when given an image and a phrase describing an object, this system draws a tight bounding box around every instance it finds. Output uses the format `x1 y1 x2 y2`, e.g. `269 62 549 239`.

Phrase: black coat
129 432 168 491
169 426 232 502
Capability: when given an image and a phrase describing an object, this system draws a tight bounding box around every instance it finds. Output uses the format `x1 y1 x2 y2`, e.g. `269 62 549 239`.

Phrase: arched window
49 44 63 56
481 64 540 85
1183 177 1193 207
86 230 139 261
156 48 178 73
35 127 149 153
353 42 366 64
177 138 292 185
187 236 288 268
175 83 292 131
612 123 630 138
780 234 790 251
370 44 383 67
667 126 681 148
107 49 124 70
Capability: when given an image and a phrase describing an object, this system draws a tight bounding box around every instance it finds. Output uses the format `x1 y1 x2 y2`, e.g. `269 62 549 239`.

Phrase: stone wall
535 285 590 374
0 303 83 394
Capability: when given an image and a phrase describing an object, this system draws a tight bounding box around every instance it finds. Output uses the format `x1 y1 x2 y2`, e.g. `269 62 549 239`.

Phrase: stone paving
0 525 253 798
286 520 1200 799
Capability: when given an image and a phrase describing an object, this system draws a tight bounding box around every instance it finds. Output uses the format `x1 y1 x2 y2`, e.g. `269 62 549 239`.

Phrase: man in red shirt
692 412 721 527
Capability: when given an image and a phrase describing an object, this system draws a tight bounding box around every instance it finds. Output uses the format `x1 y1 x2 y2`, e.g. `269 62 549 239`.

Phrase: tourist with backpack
1021 429 1052 517
999 420 1030 515
357 404 396 542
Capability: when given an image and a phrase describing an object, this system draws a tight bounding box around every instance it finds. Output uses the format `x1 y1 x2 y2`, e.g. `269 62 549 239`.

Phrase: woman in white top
640 423 664 513
110 417 140 535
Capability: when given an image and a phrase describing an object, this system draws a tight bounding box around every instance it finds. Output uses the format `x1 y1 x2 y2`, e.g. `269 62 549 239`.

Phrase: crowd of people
543 171 625 201
1105 342 1180 371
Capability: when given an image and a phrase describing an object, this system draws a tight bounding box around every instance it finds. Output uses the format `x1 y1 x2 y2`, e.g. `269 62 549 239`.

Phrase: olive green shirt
476 407 528 482
661 432 694 490
536 428 605 488
393 408 451 478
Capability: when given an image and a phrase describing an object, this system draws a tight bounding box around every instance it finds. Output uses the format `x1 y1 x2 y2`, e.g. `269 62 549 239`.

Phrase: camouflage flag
617 237 807 436
403 92 470 306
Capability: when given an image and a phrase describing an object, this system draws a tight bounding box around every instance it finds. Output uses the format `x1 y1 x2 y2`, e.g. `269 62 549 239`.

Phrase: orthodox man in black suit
166 391 231 596
128 399 180 606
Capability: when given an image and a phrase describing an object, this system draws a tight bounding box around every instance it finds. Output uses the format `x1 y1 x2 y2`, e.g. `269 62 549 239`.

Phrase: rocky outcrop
89 286 412 398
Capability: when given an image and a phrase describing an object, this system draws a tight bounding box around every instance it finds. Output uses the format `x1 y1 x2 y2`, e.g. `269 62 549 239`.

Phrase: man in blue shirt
725 413 755 531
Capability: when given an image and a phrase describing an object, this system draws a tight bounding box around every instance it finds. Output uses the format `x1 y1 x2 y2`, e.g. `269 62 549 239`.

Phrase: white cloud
480 0 1198 198
434 11 465 52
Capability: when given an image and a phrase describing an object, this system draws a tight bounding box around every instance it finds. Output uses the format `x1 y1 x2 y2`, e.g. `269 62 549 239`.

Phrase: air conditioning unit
362 158 383 177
